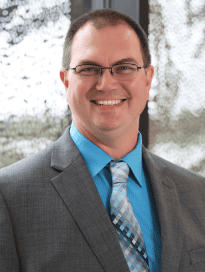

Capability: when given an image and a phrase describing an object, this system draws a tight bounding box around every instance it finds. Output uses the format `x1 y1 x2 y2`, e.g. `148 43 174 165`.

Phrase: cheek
66 89 74 107
66 81 87 109
130 79 148 98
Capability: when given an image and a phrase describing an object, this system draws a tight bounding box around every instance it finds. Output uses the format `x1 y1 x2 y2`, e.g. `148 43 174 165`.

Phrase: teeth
95 100 123 105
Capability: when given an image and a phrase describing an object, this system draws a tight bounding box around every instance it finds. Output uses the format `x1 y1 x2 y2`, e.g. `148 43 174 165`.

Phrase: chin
95 122 122 132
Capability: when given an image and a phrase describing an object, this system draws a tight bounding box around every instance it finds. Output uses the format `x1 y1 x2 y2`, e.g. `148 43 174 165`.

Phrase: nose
95 68 118 91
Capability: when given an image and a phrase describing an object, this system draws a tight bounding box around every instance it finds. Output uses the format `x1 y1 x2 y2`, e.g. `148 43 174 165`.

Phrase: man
0 9 205 272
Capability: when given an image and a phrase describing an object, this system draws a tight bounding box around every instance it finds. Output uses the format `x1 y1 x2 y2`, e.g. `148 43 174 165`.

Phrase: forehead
70 21 143 65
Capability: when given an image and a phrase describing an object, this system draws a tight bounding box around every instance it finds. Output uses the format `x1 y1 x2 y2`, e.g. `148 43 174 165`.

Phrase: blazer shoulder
0 126 77 189
144 148 205 216
144 147 205 186
0 143 54 184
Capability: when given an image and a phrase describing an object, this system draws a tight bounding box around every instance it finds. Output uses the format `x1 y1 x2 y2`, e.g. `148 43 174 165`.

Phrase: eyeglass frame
65 63 148 78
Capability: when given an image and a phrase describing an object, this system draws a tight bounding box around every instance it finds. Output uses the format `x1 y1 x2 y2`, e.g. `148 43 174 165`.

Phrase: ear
145 65 154 88
60 68 69 89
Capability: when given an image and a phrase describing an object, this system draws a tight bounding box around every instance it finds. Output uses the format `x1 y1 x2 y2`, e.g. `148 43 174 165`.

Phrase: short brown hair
62 9 151 70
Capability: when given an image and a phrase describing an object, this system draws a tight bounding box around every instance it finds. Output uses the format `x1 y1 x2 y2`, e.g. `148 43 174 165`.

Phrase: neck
78 125 139 159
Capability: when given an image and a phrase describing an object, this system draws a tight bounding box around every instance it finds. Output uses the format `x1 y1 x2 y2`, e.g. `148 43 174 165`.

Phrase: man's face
60 22 154 141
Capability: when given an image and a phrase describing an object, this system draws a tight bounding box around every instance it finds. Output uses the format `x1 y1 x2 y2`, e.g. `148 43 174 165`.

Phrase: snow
148 0 205 119
1 15 70 120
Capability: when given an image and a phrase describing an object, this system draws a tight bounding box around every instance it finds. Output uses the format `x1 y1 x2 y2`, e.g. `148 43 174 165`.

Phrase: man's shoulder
144 147 205 186
0 143 54 182
0 126 74 180
144 148 205 212
0 126 79 191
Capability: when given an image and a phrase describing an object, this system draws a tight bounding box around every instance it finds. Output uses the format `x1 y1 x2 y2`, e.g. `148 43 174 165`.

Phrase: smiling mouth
91 99 127 106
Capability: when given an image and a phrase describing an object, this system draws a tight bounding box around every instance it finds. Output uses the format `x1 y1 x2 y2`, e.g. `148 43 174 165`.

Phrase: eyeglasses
66 63 147 81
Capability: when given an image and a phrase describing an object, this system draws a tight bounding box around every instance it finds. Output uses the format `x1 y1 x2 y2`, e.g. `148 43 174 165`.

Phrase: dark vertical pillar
70 0 83 24
83 0 92 14
139 0 149 149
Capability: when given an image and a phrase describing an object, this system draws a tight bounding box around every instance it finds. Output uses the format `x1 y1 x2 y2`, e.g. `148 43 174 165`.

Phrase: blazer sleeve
0 191 19 271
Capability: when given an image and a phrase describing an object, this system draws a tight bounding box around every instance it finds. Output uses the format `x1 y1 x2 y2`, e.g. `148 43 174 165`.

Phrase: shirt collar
70 122 143 186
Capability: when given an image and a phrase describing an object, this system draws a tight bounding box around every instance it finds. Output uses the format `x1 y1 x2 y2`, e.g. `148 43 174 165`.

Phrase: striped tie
110 161 149 272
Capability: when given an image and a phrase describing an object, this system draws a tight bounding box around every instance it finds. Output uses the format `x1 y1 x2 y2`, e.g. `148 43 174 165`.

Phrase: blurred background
0 0 205 176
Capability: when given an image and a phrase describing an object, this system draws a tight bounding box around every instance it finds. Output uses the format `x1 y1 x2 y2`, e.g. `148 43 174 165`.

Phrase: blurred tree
149 0 205 148
186 0 205 58
0 0 70 46
149 0 181 129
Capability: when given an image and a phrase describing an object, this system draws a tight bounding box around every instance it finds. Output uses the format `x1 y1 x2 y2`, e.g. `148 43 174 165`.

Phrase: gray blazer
0 126 205 272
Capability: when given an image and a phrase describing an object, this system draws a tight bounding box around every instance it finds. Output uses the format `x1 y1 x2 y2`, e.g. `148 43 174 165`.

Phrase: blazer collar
51 126 78 171
142 146 183 272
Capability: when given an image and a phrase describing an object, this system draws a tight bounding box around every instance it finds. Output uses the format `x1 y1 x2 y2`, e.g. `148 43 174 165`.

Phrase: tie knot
110 161 129 184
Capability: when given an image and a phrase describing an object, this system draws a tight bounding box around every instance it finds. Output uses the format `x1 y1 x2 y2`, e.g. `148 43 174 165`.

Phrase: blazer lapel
50 127 130 272
142 146 183 272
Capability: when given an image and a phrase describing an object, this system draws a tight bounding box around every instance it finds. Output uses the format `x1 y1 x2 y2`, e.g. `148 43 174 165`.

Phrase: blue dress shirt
70 122 161 271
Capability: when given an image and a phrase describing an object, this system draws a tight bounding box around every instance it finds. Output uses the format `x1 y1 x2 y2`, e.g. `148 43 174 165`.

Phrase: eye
83 67 95 72
115 64 136 74
77 65 100 75
119 66 129 70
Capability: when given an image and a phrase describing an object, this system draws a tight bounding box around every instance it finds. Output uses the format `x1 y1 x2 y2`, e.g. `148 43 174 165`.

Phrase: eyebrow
77 58 139 66
115 58 138 65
